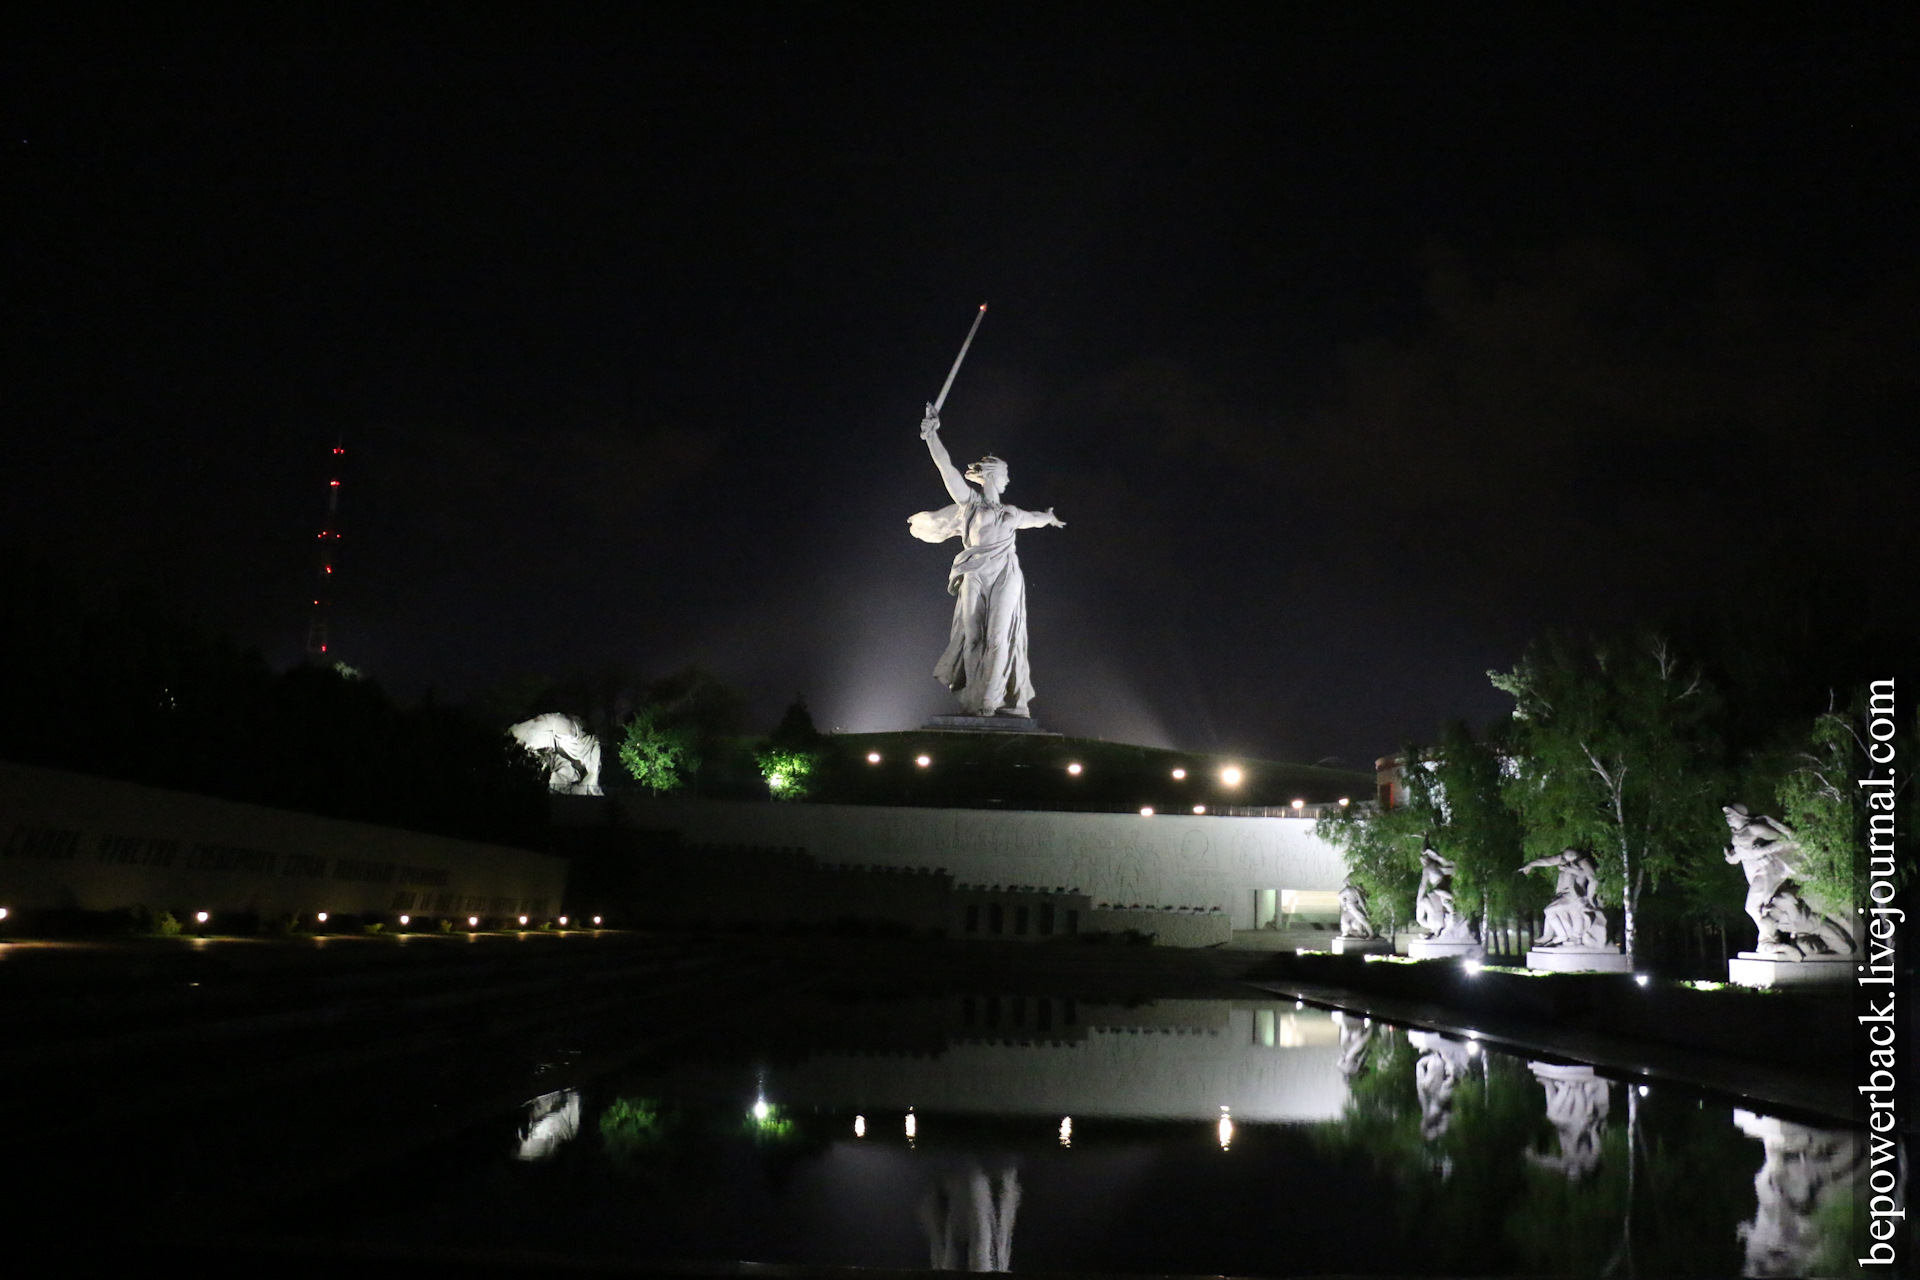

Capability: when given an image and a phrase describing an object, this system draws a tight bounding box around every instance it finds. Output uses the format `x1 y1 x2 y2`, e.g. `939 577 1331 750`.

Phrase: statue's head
1724 802 1751 829
965 455 1009 491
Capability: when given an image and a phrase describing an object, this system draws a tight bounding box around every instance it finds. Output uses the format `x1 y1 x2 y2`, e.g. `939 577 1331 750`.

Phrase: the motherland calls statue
1415 843 1476 943
508 713 603 795
910 406 1065 717
1518 847 1609 949
1338 880 1376 939
1722 805 1856 959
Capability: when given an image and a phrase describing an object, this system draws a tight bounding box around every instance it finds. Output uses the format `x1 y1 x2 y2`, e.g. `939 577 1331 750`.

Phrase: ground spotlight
915 754 931 767
1290 798 1305 811
0 907 9 921
468 916 479 928
1462 959 1483 975
1171 767 1187 780
1139 806 1155 817
518 915 529 926
316 911 328 923
866 751 882 764
1192 805 1206 814
399 914 410 926
592 915 603 926
1634 974 1650 986
195 911 210 924
1067 762 1082 775
1338 797 1350 807
1219 766 1242 786
558 915 568 926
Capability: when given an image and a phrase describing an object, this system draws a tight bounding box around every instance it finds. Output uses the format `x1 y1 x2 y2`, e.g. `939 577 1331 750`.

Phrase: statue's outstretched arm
921 406 971 505
1012 505 1065 529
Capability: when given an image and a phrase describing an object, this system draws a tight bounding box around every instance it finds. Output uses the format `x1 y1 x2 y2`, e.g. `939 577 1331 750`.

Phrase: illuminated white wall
580 795 1345 929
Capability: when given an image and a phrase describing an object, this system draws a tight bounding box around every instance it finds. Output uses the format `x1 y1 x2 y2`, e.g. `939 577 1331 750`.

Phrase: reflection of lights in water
752 1098 770 1121
1637 1085 1649 1097
854 1114 866 1138
1217 1107 1233 1150
1058 1116 1072 1147
905 1110 917 1139
516 1089 581 1161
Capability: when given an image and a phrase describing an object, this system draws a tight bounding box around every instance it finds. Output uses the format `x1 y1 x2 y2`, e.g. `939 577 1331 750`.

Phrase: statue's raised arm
921 406 973 505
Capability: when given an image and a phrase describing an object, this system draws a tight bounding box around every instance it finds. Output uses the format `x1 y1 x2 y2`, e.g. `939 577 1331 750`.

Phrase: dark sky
5 6 1915 765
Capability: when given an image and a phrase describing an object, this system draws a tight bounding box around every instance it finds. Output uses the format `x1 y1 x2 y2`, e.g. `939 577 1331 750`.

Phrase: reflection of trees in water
918 1165 1020 1272
1315 1022 1786 1276
1733 1110 1861 1278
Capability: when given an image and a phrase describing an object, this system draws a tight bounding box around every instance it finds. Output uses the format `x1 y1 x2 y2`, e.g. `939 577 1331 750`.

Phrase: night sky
6 7 1915 766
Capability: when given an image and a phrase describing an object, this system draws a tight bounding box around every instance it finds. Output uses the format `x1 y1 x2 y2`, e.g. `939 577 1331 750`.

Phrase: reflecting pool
339 996 1866 1276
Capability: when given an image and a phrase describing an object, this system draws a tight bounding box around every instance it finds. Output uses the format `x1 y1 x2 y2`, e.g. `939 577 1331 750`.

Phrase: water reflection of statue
1407 1031 1472 1142
1518 848 1608 948
515 1088 581 1161
1338 881 1376 939
1722 805 1856 959
1415 844 1475 942
1526 1064 1610 1180
919 1164 1021 1272
1334 1011 1375 1080
1734 1110 1862 1278
909 409 1065 718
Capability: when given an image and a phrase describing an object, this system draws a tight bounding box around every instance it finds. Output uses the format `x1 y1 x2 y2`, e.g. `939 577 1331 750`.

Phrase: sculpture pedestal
921 714 1054 734
1526 946 1633 974
1331 935 1394 955
1728 953 1854 988
1407 937 1484 961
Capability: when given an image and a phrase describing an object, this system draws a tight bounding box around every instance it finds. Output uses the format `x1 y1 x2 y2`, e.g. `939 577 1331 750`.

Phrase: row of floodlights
860 753 1351 810
159 911 606 930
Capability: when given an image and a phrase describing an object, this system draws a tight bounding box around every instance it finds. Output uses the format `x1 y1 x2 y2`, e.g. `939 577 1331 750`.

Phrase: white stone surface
1728 955 1853 988
590 795 1346 930
1337 879 1376 938
1527 1063 1610 1180
1414 844 1479 944
910 410 1064 718
1330 934 1394 955
508 713 603 795
1407 937 1485 961
1734 1109 1862 1277
1526 947 1633 973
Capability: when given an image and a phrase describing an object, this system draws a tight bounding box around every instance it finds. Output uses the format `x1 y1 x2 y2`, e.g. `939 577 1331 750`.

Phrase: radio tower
304 437 344 658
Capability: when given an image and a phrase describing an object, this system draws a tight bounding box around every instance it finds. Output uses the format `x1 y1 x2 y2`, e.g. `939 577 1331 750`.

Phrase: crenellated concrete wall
559 794 1345 931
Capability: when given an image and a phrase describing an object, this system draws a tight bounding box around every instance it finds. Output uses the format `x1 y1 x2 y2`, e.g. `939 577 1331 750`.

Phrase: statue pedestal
1331 935 1394 955
921 714 1054 735
1728 953 1854 988
1407 937 1484 961
1526 946 1633 974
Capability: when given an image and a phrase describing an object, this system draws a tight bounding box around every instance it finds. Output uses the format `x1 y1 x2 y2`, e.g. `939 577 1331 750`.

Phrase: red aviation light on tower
305 436 345 659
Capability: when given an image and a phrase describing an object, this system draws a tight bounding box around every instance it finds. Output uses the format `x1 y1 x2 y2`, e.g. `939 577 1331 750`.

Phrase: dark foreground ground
1 928 1861 1278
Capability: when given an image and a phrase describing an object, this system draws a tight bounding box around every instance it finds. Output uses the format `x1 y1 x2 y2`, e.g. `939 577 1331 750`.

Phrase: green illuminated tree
618 706 693 793
1491 631 1726 955
754 747 818 800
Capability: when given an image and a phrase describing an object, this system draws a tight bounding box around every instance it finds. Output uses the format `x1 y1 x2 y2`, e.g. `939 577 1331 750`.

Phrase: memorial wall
0 761 568 919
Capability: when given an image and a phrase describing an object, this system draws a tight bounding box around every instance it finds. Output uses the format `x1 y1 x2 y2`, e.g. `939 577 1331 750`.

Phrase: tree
617 706 692 794
1772 705 1870 912
1490 631 1726 955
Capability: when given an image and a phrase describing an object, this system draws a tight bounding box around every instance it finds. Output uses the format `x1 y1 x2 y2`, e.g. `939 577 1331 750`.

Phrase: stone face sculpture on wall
508 713 603 796
1338 880 1376 939
909 408 1064 718
1519 847 1609 949
1722 805 1855 960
